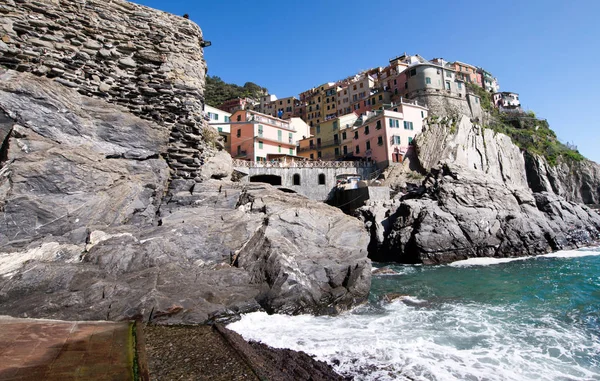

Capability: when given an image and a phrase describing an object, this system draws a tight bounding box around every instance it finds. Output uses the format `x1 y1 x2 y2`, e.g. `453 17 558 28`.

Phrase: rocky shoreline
145 323 346 380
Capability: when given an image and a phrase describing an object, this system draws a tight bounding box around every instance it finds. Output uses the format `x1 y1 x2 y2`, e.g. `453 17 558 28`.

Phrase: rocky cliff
0 0 371 324
360 115 600 264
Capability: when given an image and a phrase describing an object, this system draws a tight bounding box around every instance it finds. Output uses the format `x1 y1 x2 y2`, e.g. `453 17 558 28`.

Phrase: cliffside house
478 68 500 93
405 62 467 99
493 92 521 109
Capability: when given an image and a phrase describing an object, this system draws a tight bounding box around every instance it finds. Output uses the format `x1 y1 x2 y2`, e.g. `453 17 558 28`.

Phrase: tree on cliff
205 75 267 108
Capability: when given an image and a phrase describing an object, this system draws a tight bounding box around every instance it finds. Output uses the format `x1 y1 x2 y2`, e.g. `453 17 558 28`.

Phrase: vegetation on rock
205 75 268 107
465 83 585 166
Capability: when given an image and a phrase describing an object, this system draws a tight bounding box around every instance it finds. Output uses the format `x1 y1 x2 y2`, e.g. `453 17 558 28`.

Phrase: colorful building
229 110 308 162
297 113 358 160
351 100 428 167
219 97 256 114
478 68 500 93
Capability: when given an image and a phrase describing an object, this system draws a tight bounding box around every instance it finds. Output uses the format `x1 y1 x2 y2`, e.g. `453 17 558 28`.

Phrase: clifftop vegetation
467 84 585 166
205 75 267 108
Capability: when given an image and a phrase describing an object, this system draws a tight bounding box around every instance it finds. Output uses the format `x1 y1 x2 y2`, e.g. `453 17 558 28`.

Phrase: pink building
351 100 428 167
230 110 308 162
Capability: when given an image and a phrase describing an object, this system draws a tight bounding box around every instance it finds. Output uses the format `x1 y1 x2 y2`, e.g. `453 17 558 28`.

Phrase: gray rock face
0 0 213 182
0 71 371 323
359 116 600 264
379 165 600 264
525 152 600 206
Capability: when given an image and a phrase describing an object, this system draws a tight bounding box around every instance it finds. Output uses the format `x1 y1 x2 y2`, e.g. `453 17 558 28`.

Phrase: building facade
230 110 304 162
352 101 428 167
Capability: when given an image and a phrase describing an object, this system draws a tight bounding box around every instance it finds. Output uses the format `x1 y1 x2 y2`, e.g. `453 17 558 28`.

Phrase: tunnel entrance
250 174 282 186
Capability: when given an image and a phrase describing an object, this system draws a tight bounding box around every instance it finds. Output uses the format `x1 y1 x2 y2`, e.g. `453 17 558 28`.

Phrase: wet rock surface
145 324 345 381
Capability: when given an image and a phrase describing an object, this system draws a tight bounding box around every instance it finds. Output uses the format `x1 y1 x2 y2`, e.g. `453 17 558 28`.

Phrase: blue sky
133 0 600 162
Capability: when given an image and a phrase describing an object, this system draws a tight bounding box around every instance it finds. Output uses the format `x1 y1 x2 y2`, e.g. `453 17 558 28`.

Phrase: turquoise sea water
229 248 600 380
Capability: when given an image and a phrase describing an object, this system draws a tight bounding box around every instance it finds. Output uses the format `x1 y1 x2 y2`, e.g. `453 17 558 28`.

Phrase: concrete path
0 317 139 381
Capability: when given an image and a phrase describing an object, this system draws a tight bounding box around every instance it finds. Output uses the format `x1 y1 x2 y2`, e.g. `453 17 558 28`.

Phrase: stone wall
236 166 375 201
0 0 211 181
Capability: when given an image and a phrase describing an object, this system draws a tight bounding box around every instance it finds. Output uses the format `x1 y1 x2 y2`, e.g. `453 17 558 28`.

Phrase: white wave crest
228 301 600 381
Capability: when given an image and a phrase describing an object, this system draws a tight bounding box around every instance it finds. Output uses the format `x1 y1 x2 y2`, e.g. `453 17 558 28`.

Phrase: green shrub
483 111 585 166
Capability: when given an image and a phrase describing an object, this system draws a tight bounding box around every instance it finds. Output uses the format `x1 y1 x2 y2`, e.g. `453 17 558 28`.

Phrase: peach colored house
450 61 482 87
351 100 428 167
230 110 306 162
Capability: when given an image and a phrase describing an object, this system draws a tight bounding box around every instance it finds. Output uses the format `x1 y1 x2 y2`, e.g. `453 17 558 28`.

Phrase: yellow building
297 112 358 160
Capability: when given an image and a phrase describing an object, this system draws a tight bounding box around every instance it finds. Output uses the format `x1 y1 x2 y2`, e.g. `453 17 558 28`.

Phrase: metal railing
232 159 375 169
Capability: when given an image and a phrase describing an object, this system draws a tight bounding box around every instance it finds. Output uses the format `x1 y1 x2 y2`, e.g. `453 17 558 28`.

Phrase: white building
205 105 232 133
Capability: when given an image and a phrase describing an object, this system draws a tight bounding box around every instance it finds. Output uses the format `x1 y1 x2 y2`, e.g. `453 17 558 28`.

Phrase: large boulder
362 164 600 264
0 71 371 323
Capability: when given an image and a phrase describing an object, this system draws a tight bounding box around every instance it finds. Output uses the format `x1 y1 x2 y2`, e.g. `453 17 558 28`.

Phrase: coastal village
205 53 522 169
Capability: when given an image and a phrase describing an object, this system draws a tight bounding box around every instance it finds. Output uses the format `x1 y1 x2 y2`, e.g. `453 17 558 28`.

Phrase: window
293 174 301 186
445 81 451 90
377 136 383 145
316 126 321 134
354 131 359 139
355 145 360 154
237 115 241 122
289 132 293 143
317 138 322 146
394 79 397 85
379 95 383 101
207 112 218 121
342 131 347 140
278 145 282 153
258 141 263 149
224 116 230 122
389 119 400 128
218 127 223 132
222 135 227 142
376 120 382 129
278 130 282 141
289 148 293 155
334 147 340 156
408 137 413 144
318 174 326 185
317 151 322 158
404 121 414 130
310 154 314 159
343 145 348 154
421 111 424 118
334 134 339 143
366 141 371 150
393 136 401 145
237 145 241 154
236 129 241 137
333 121 338 130
425 77 431 85
365 126 370 135
258 124 263 137
404 82 408 89
287 99 291 104
360 83 364 88
410 68 416 76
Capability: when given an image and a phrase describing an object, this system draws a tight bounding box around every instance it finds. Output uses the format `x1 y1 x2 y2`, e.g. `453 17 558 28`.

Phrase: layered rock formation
0 0 212 181
360 116 600 264
0 0 371 324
